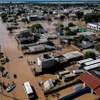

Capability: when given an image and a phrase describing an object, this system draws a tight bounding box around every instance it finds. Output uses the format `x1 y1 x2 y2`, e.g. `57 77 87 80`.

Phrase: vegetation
65 29 77 36
0 66 5 73
83 13 100 23
7 27 13 33
68 22 76 27
0 13 7 19
31 24 44 33
0 52 4 58
75 11 84 20
72 35 88 44
46 41 54 46
0 13 7 22
84 51 96 60
94 42 100 52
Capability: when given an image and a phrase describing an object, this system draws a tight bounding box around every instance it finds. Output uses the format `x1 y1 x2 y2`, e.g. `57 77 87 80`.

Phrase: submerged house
62 51 83 61
15 30 34 44
37 54 55 70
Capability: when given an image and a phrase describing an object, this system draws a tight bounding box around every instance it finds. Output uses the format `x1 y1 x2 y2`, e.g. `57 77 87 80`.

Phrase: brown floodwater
0 17 97 100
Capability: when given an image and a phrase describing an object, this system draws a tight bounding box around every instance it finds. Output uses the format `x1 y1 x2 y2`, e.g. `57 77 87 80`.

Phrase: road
0 19 46 100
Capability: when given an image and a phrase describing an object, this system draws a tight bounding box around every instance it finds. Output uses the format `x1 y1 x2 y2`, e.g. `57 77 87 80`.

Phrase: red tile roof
79 71 100 96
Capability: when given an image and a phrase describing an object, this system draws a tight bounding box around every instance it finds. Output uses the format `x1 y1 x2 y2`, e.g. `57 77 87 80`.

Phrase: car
2 72 8 77
6 84 16 92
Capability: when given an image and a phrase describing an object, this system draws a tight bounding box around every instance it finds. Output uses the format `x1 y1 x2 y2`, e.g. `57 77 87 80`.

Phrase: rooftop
80 70 100 96
38 54 54 61
62 51 83 60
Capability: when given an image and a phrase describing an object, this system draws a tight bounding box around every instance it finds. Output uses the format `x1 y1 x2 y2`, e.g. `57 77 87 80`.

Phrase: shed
62 51 83 61
28 45 45 53
43 79 54 90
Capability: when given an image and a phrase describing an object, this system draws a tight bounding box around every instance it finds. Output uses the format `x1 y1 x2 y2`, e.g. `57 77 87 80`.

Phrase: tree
68 22 75 27
0 66 5 73
94 42 100 52
84 51 96 60
31 24 44 33
75 11 84 20
7 27 13 33
83 13 100 23
0 13 7 19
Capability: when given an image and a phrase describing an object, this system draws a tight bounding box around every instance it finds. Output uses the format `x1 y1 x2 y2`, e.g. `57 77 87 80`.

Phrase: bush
84 51 96 60
0 66 5 73
68 22 76 27
75 11 84 20
0 13 7 19
7 27 13 32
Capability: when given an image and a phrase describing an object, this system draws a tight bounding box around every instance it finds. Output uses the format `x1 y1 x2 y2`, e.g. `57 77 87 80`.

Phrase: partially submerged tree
7 27 13 33
75 11 84 20
0 66 5 73
84 51 96 60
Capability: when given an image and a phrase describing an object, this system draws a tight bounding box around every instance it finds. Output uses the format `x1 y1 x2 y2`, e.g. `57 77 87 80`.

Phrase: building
43 79 54 90
62 51 83 61
79 71 100 97
87 23 100 33
77 31 95 36
37 54 55 70
86 35 99 43
28 44 45 53
76 41 94 49
15 30 34 44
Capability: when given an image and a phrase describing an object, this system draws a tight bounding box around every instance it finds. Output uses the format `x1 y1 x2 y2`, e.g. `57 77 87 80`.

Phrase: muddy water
0 19 46 100
0 17 96 100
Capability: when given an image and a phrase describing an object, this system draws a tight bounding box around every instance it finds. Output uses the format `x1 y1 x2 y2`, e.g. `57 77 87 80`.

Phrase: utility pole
56 0 61 56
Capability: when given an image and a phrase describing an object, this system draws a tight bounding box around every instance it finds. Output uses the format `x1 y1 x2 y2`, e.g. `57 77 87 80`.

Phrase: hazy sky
0 0 100 2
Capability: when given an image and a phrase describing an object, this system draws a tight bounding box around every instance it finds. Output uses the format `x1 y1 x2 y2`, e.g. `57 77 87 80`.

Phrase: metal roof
77 58 93 64
62 51 83 60
84 59 100 66
79 71 100 96
84 63 100 71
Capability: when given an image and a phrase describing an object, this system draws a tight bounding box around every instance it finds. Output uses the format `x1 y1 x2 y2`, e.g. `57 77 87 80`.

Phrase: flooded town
0 1 100 100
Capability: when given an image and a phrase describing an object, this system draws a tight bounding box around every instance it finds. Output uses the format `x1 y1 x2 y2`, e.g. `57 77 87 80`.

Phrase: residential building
37 54 55 70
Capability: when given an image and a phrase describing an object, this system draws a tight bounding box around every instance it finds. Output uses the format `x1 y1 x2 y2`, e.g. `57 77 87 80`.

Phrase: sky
0 0 100 2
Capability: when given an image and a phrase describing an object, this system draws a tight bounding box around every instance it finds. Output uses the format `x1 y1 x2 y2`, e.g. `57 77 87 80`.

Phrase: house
79 71 100 97
76 41 94 49
62 51 83 61
86 35 99 43
43 79 54 90
28 44 45 53
87 23 100 33
15 30 34 44
27 15 46 21
77 32 95 36
37 54 55 70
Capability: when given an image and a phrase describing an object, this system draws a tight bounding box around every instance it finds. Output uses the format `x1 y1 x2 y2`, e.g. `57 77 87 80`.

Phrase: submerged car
2 72 8 77
6 84 16 92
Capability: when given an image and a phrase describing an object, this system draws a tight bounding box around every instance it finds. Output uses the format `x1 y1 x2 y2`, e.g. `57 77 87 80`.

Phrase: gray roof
77 32 95 36
76 41 94 49
62 51 83 60
38 54 54 62
29 44 45 52
84 49 100 55
86 35 99 41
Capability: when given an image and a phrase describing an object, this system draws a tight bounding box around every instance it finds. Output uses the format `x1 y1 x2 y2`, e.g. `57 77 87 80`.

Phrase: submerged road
0 19 46 100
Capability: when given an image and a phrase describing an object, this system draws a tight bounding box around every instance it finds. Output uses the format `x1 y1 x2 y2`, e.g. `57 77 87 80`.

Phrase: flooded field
0 17 98 100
